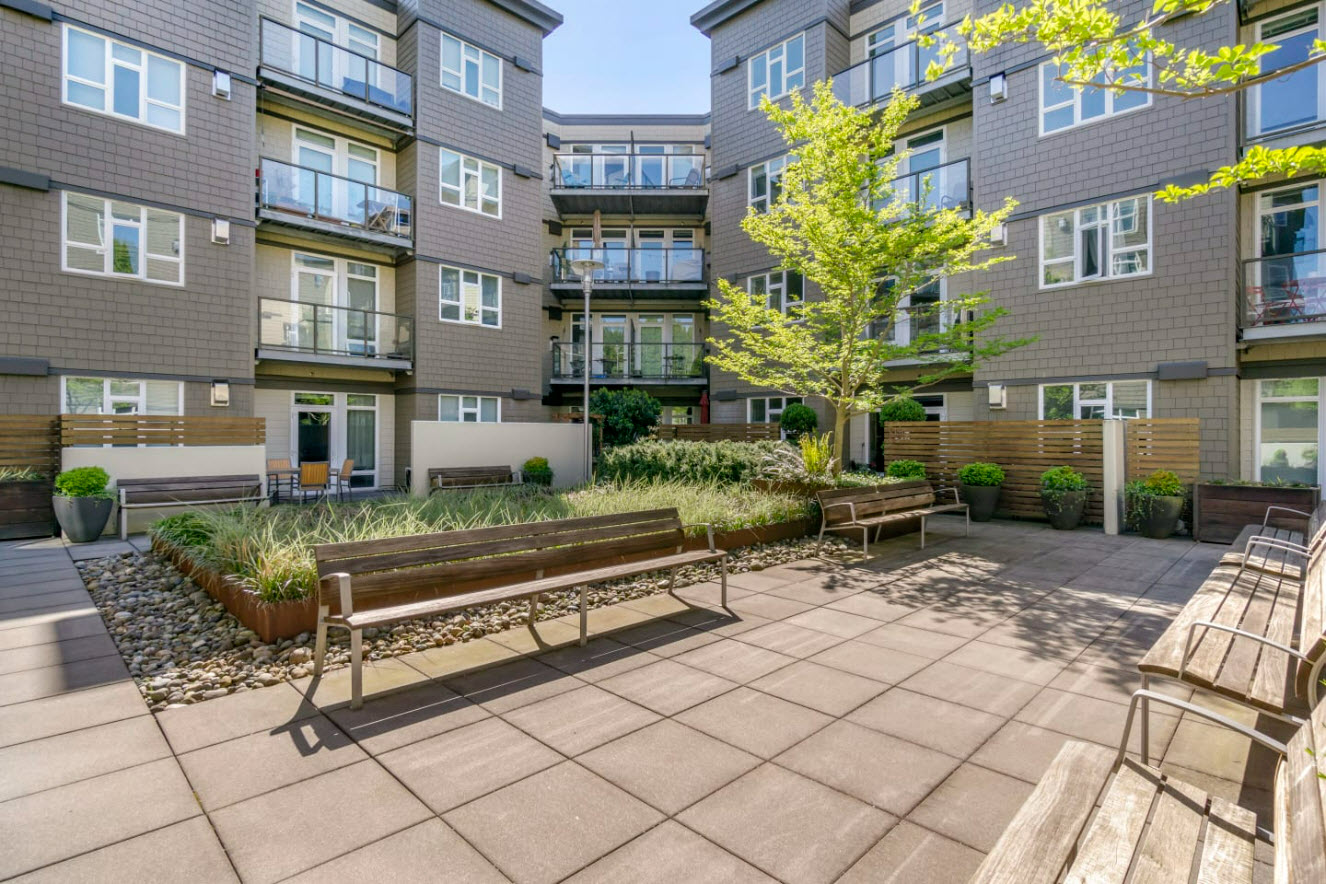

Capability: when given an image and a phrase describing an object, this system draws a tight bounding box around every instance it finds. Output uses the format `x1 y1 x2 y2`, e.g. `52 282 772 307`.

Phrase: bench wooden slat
1130 775 1207 884
1196 569 1289 699
1243 582 1303 712
1063 758 1157 882
1220 524 1304 580
1282 701 1326 884
1196 797 1257 884
118 475 259 490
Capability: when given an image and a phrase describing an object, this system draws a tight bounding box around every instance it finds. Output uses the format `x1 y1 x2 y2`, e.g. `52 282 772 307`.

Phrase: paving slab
0 679 146 748
847 687 1006 758
565 820 776 883
283 819 506 884
675 685 833 759
750 658 887 716
0 714 170 802
597 658 737 716
837 819 986 884
503 683 660 756
907 763 1037 852
7 816 236 884
156 680 319 755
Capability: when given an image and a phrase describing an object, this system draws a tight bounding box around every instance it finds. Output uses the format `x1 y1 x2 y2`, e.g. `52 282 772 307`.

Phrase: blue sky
543 0 711 115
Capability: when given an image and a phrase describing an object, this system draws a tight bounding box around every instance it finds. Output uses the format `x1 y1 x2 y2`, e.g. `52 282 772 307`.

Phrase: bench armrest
1262 505 1312 528
1180 619 1306 681
820 501 858 523
684 523 717 552
319 571 353 617
943 486 961 504
1116 689 1288 768
1242 536 1308 562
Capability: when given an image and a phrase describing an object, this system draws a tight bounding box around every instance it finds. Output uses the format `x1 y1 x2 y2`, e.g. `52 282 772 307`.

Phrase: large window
1251 7 1323 137
1039 57 1149 134
1257 378 1320 484
63 25 184 133
440 33 501 108
439 394 500 422
440 266 501 327
439 149 501 218
748 33 804 109
748 270 803 314
749 396 802 423
62 376 182 415
1040 196 1151 288
62 192 183 285
749 156 790 213
1039 380 1150 419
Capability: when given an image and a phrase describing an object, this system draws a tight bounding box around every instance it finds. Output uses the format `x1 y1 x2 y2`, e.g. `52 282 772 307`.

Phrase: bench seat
816 480 969 554
117 474 263 540
428 466 520 493
1219 523 1306 580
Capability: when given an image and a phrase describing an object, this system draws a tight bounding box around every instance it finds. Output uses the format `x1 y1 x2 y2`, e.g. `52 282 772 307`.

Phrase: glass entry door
294 397 333 465
596 315 628 378
636 315 664 377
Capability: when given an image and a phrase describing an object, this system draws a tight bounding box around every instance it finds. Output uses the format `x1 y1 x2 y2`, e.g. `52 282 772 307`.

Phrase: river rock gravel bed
77 535 851 712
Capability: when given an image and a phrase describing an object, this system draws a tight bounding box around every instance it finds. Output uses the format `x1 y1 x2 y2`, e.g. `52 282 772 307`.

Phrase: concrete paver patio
0 520 1281 883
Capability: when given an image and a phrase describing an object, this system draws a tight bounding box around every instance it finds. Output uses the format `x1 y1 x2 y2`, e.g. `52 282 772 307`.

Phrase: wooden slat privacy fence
0 415 60 473
881 420 1106 523
59 415 266 448
655 423 781 443
1124 418 1200 485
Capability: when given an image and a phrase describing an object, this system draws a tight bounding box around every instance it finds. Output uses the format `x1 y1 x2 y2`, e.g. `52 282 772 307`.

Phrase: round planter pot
961 484 1001 522
1042 490 1086 530
52 495 113 543
1139 495 1184 539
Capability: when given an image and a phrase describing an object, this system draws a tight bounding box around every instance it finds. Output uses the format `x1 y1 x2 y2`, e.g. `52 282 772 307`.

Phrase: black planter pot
1042 490 1086 530
961 484 1001 522
52 495 113 543
1139 495 1184 539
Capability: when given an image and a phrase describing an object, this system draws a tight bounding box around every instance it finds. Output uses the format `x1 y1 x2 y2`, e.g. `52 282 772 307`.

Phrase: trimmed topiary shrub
886 459 927 479
1040 466 1088 494
957 462 1005 487
596 439 789 485
878 396 927 423
778 403 819 441
53 466 111 498
522 457 553 486
590 389 663 448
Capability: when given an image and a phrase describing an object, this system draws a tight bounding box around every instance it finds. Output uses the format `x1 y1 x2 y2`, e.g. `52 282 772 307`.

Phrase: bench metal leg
529 593 540 626
965 506 970 537
920 515 927 550
578 585 588 647
720 559 728 608
816 520 826 555
862 526 869 557
667 569 677 596
313 605 329 677
1139 674 1150 766
119 506 128 542
350 628 364 710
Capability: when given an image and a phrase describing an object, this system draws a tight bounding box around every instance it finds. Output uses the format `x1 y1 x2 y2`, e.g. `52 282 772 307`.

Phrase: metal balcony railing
1242 250 1326 329
551 342 707 380
552 154 706 189
258 297 413 362
259 18 412 116
880 158 970 213
551 247 706 284
258 158 412 239
872 303 972 353
831 23 969 108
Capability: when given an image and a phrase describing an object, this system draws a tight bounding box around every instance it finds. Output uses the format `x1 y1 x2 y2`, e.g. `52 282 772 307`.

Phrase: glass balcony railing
551 342 706 380
831 23 969 108
259 297 413 362
259 18 412 116
258 158 412 239
881 158 970 213
1242 250 1326 329
552 248 706 284
552 154 706 189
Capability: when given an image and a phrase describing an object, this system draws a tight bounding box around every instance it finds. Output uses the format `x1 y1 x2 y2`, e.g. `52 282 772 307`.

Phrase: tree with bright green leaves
924 0 1325 199
704 82 1031 474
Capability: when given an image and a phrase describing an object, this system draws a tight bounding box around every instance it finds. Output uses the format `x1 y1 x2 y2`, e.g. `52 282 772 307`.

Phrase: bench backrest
816 480 936 525
117 475 262 504
312 508 686 614
1274 700 1326 882
429 466 514 487
1297 540 1326 702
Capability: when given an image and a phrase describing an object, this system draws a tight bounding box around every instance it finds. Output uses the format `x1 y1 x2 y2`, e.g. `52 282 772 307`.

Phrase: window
1039 56 1149 134
867 1 943 56
749 156 789 213
1252 8 1323 137
749 396 802 423
63 25 184 133
1040 196 1151 287
748 33 804 108
440 266 501 327
62 376 181 415
62 192 183 285
1039 380 1150 419
440 33 501 108
439 149 501 217
748 270 803 314
1257 378 1320 484
439 394 500 422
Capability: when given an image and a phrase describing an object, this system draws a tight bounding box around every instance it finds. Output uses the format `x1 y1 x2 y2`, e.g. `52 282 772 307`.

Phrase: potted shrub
779 402 818 442
1040 466 1088 530
522 456 554 487
886 459 927 480
958 462 1005 522
52 466 114 543
0 468 57 540
1126 469 1186 539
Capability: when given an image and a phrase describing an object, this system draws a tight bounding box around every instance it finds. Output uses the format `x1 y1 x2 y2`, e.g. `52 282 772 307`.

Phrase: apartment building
0 0 560 489
691 0 1326 484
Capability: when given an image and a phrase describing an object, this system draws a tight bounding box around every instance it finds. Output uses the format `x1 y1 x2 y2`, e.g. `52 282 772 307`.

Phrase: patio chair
266 458 294 501
296 461 330 504
332 458 355 502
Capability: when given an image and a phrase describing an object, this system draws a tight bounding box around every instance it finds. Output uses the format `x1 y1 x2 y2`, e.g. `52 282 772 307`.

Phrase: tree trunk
831 408 847 477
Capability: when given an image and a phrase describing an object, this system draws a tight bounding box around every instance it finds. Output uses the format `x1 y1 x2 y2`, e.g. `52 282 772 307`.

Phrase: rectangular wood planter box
0 480 58 540
1193 483 1320 544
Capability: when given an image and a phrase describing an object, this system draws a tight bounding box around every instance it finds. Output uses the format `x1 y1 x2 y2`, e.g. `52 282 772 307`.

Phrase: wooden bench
815 479 969 554
117 475 264 540
1136 501 1326 759
1218 502 1323 582
972 688 1325 884
312 508 727 708
428 465 521 494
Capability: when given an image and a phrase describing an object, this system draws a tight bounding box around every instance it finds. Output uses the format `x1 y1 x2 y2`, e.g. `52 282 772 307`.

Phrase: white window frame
866 1 944 56
61 191 185 286
748 396 802 423
438 394 501 422
1254 377 1323 484
1037 380 1151 419
440 32 502 109
1039 196 1152 289
1250 6 1326 138
748 269 803 314
748 156 789 213
748 33 805 109
62 25 186 134
439 148 502 218
1038 56 1151 136
439 265 502 328
60 376 184 447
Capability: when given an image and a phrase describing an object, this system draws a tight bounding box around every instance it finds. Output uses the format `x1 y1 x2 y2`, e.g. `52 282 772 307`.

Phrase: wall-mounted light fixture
210 380 230 407
989 73 1007 103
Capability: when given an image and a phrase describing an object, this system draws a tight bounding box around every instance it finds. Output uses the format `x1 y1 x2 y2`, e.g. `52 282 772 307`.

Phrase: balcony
257 297 413 370
257 158 412 252
1241 250 1326 341
885 158 970 215
550 248 707 297
549 154 708 215
831 24 971 111
550 342 707 384
258 18 412 134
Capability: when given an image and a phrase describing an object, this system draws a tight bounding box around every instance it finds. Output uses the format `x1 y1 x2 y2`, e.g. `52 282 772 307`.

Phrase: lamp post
568 257 603 483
